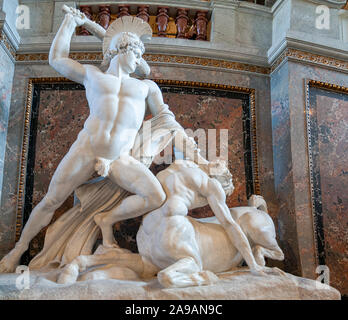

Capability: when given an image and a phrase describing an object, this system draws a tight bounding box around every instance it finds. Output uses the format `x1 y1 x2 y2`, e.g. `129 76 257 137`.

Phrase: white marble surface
0 269 341 300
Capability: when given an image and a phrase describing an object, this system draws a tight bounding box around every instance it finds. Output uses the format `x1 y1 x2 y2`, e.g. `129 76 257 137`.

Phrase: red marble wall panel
29 89 89 256
25 84 253 257
308 87 348 295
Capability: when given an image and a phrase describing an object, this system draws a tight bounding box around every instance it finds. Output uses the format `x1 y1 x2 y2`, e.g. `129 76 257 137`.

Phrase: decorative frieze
13 49 348 75
0 31 16 60
270 48 348 74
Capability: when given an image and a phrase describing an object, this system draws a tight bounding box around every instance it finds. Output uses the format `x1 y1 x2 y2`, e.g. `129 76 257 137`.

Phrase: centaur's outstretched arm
202 178 266 275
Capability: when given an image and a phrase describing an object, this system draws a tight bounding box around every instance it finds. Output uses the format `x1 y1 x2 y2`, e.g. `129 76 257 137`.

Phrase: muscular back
156 161 214 211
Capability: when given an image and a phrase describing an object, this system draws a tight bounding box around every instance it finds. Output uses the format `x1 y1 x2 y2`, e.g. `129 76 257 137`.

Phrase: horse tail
248 195 268 213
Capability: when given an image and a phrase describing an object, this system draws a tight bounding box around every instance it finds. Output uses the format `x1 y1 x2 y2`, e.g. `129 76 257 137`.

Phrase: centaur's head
207 160 234 196
101 16 152 76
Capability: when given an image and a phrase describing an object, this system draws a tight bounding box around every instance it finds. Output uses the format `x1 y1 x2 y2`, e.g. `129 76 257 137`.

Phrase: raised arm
49 12 87 84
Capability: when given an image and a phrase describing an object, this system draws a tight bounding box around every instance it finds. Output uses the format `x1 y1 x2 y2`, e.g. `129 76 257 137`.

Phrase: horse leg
57 250 150 284
252 245 286 276
252 245 267 266
157 256 219 288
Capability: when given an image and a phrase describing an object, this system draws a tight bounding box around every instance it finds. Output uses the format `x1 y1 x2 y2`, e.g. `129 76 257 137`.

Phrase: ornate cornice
270 48 348 74
144 54 269 74
15 52 270 74
0 29 16 60
15 49 348 75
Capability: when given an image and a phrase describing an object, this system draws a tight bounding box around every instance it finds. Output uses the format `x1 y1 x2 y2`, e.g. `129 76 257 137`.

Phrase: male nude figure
0 12 172 272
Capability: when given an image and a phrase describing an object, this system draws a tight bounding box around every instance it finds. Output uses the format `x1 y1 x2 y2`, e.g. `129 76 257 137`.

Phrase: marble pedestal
0 268 340 300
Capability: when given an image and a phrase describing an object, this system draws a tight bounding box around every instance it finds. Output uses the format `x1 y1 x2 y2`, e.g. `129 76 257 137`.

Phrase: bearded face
208 160 234 196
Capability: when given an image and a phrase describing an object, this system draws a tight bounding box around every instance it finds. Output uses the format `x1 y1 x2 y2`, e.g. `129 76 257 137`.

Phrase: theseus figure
0 11 192 272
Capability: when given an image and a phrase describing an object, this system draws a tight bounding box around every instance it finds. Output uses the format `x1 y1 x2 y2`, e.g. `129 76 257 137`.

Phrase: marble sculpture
0 6 284 287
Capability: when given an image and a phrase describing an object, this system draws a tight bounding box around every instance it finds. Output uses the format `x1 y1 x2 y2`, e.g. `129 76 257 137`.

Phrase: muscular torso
82 66 150 160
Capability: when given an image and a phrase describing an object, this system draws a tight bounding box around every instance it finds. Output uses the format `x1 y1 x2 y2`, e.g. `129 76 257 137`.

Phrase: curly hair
101 32 145 70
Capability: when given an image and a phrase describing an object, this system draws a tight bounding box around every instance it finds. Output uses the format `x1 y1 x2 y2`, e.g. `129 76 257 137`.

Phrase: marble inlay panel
271 62 301 275
22 82 257 259
307 85 348 296
0 46 15 253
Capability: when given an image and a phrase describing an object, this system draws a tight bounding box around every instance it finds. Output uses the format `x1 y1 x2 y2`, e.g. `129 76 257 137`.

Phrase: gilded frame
16 78 260 240
305 79 348 265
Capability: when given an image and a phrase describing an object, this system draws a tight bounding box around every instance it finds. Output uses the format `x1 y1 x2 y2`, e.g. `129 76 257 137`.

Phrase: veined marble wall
0 46 14 204
0 45 15 254
271 62 302 276
271 59 348 295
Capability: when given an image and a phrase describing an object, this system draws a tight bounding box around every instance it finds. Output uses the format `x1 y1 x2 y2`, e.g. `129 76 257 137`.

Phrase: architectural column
156 7 169 37
195 11 208 40
0 0 19 258
175 8 189 39
98 5 111 30
118 5 130 18
137 5 150 23
79 6 92 35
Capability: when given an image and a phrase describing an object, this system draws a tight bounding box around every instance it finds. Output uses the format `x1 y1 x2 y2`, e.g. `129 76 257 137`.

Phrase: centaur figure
58 160 285 287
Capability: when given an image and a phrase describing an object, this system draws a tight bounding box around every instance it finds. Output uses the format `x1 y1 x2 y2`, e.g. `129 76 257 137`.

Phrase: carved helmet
101 16 152 77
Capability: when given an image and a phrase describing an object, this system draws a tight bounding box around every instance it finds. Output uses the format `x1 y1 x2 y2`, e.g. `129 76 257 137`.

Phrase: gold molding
16 78 260 238
144 54 269 74
304 79 348 265
16 48 348 75
15 52 270 75
16 77 70 241
271 48 348 74
0 31 16 59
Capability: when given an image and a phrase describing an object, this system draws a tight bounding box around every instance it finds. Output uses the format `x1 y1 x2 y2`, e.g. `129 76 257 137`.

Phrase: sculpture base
0 268 340 300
